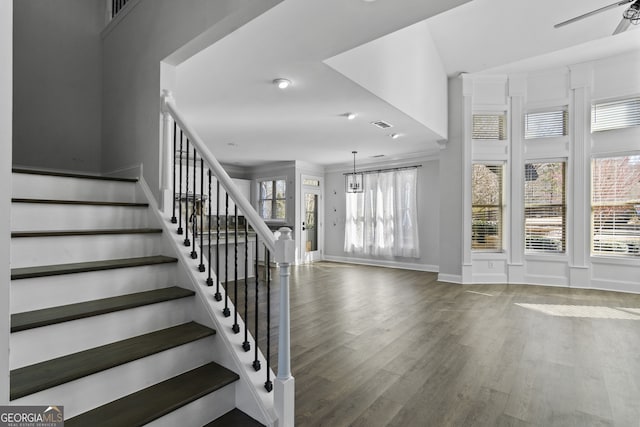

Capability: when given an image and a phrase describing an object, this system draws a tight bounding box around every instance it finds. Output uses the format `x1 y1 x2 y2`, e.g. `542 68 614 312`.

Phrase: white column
274 227 295 427
161 90 175 215
461 75 474 283
508 75 526 283
568 64 593 286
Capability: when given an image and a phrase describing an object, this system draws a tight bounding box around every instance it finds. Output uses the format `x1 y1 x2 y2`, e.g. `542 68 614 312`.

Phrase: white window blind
524 162 566 253
259 179 286 221
472 164 504 251
525 110 568 139
591 156 640 257
473 114 507 140
591 98 640 132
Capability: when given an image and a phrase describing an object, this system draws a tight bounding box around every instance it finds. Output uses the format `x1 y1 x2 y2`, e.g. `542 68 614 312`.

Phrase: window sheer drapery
344 169 419 258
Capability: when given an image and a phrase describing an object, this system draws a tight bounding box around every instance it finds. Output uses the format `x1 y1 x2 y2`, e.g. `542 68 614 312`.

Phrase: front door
301 178 322 263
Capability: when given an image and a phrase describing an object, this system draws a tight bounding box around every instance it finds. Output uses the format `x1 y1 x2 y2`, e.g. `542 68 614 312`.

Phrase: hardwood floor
237 262 640 427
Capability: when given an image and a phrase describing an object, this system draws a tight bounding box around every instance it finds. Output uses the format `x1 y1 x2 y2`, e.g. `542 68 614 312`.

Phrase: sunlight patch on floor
515 303 640 320
465 290 494 297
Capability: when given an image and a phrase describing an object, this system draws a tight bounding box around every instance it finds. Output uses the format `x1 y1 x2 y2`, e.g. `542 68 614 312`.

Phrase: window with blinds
524 110 568 139
591 98 640 132
472 164 504 251
259 179 287 221
591 156 640 257
524 162 566 253
472 114 507 140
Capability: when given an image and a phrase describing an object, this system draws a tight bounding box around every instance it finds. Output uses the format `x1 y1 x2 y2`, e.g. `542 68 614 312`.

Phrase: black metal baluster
232 204 240 334
171 122 177 224
183 140 190 246
214 180 222 300
206 170 213 286
243 218 250 351
177 131 183 235
223 192 230 317
191 148 198 259
253 236 261 371
265 248 273 392
199 158 205 270
112 0 115 18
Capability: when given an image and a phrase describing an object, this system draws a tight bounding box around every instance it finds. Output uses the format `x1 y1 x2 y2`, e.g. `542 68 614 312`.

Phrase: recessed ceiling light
362 0 377 2
346 112 357 120
273 78 291 89
390 133 400 139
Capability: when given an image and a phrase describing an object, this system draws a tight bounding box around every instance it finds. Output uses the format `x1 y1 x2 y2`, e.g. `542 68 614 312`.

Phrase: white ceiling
174 0 640 169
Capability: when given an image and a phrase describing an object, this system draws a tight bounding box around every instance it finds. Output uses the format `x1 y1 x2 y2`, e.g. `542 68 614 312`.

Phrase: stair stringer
137 175 278 427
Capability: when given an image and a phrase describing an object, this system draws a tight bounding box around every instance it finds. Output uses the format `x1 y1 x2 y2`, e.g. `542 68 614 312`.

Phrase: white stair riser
12 174 138 202
11 233 165 268
11 203 150 231
10 298 194 369
11 264 178 313
11 336 216 419
146 384 236 427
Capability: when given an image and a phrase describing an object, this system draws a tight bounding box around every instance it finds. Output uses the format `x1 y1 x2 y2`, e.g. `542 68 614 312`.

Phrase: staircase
9 168 264 426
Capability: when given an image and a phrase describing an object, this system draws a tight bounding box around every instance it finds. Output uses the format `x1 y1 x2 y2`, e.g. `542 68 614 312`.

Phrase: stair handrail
160 91 295 426
162 93 276 254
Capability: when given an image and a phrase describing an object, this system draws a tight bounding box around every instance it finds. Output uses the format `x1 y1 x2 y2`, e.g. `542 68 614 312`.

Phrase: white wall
325 20 448 140
13 0 103 173
101 0 282 204
1 0 12 404
324 156 440 271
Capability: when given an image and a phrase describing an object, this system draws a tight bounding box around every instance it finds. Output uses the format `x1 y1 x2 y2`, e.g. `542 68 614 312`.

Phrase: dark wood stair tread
12 198 148 207
11 255 177 280
204 409 266 427
10 322 215 400
65 362 239 427
11 228 162 238
12 168 138 182
11 287 194 332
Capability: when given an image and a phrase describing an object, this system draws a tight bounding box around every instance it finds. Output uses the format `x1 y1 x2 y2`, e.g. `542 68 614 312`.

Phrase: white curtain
344 168 419 258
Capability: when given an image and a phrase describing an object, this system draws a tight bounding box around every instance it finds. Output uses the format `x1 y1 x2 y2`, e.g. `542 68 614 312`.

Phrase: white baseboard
323 255 438 273
437 273 462 284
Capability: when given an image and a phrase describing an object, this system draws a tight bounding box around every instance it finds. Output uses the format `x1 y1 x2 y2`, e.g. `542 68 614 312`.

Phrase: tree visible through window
259 179 286 221
591 156 640 257
472 164 504 251
524 162 566 253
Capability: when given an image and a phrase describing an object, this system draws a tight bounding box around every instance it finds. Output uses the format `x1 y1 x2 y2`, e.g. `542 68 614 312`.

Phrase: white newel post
274 227 295 427
161 90 175 215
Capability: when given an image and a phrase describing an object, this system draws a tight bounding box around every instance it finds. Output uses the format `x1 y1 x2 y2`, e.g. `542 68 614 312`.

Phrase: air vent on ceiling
371 154 385 158
371 120 393 129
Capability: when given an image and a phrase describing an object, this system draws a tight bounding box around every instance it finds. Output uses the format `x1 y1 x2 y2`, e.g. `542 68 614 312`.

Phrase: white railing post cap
161 90 175 112
275 227 295 264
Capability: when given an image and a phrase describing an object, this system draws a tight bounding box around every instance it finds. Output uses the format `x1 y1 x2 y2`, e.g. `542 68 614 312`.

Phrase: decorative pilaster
461 75 474 283
274 227 295 427
568 64 593 286
508 75 527 283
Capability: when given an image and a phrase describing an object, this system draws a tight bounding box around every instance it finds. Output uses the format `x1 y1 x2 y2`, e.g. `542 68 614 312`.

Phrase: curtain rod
343 164 422 176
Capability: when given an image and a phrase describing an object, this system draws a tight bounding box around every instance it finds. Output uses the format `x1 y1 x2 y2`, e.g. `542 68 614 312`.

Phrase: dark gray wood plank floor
235 262 640 427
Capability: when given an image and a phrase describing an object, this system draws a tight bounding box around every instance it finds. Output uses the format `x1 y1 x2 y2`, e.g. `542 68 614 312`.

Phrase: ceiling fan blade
554 0 634 28
613 16 631 33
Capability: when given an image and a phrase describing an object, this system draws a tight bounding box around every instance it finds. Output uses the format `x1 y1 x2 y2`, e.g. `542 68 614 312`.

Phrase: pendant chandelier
345 151 364 193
